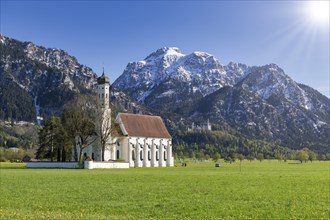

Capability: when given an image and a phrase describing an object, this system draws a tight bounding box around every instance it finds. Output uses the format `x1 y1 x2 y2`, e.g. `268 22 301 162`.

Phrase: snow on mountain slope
113 47 330 152
0 34 98 120
114 47 247 104
239 64 312 110
114 47 328 117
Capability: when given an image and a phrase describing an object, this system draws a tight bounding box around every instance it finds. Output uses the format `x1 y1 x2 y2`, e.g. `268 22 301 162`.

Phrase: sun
305 1 329 25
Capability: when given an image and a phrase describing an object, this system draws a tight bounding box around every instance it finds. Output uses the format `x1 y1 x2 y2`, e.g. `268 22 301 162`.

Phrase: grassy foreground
0 160 329 220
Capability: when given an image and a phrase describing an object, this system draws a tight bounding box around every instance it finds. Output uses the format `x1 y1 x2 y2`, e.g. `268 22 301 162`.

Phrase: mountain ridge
1 36 329 152
0 35 149 122
114 47 330 152
0 34 99 121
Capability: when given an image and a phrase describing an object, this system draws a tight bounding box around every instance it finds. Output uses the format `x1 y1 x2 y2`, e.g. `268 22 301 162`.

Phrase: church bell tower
97 68 110 109
94 68 112 161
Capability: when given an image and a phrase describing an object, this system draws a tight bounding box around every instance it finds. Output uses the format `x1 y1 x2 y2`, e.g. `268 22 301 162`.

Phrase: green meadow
0 160 329 220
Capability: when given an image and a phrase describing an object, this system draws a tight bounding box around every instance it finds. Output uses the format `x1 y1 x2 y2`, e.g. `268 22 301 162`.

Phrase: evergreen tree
37 117 70 161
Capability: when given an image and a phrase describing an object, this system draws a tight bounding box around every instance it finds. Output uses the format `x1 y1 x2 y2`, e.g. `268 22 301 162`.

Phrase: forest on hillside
172 130 329 161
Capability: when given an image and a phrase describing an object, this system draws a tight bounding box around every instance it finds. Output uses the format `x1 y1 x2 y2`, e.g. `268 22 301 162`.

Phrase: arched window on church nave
140 150 143 161
132 150 135 161
156 151 159 161
148 151 151 161
116 150 120 160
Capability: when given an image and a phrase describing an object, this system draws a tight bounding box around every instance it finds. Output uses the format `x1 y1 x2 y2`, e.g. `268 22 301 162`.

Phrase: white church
79 71 174 167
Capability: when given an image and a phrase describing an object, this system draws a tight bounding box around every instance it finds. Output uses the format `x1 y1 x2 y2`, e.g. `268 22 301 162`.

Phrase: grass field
0 160 329 219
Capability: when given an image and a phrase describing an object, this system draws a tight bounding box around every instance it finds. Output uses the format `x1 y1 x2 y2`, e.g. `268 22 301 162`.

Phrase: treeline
0 39 38 122
36 95 95 162
0 122 39 149
36 95 118 163
172 130 329 162
0 36 91 123
0 121 39 161
37 116 71 162
0 73 36 122
0 147 35 162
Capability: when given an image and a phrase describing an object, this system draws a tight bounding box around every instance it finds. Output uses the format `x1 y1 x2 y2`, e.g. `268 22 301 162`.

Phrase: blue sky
1 0 329 96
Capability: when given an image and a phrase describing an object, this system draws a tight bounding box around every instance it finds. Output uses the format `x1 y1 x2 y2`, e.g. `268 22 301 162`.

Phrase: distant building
188 120 212 131
76 70 173 167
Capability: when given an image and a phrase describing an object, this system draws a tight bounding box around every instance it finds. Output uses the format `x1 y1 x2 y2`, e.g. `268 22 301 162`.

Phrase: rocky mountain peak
114 47 329 152
240 64 312 110
1 36 329 153
0 34 98 120
114 47 243 104
0 34 6 44
145 47 182 59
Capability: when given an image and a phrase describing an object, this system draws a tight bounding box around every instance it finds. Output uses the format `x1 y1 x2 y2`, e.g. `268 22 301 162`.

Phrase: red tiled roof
117 113 171 139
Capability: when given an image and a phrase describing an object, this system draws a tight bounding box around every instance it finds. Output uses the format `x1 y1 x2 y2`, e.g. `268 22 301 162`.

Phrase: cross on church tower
97 67 110 109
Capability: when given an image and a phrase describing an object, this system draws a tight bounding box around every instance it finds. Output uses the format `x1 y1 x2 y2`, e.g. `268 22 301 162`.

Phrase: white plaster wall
97 83 110 108
103 142 111 161
128 137 140 167
144 138 152 167
120 137 129 162
127 138 134 167
117 136 173 168
90 161 129 169
84 161 93 169
159 140 164 167
100 108 112 161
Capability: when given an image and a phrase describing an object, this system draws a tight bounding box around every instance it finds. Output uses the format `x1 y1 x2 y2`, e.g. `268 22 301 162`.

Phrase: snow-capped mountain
114 47 248 109
240 64 311 109
23 42 96 90
237 64 329 129
188 84 329 152
1 36 328 152
114 47 329 117
0 35 152 123
1 35 96 91
114 47 330 152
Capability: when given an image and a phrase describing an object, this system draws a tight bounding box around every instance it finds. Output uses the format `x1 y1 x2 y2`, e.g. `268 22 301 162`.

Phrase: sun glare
305 1 329 25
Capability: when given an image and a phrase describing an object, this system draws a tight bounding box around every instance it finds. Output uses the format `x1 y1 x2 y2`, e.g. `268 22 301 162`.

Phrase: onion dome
97 68 110 84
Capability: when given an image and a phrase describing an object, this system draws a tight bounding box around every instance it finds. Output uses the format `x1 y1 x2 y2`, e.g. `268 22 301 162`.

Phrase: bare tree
94 107 112 161
62 95 97 163
93 100 123 161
